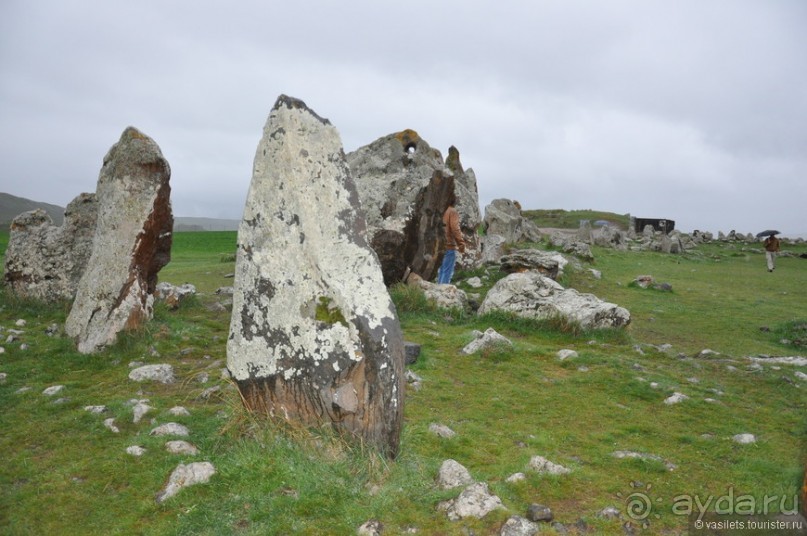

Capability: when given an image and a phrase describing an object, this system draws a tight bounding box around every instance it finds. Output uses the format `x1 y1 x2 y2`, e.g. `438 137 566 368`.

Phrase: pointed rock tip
121 126 151 141
446 145 463 173
273 94 331 125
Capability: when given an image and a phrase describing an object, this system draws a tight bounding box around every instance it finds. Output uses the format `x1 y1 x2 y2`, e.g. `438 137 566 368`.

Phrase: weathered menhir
227 95 405 458
3 193 97 302
65 127 173 354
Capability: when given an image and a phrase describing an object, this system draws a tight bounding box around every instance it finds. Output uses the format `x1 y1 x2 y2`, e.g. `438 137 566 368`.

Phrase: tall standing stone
347 131 482 284
3 193 97 302
401 171 456 283
65 127 173 354
227 95 405 458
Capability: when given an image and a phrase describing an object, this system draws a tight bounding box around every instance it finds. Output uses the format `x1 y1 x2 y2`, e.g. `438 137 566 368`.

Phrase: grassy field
0 230 805 535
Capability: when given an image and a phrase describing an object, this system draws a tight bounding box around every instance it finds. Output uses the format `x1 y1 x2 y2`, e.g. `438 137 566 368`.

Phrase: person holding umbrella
759 230 781 272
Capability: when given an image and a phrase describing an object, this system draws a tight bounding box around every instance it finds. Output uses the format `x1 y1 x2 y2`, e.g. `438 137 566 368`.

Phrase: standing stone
227 95 405 458
65 127 173 354
347 131 481 283
3 193 98 302
482 199 542 244
401 171 456 283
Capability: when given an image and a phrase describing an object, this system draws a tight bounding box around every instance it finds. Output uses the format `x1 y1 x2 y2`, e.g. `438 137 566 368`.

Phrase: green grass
0 230 805 535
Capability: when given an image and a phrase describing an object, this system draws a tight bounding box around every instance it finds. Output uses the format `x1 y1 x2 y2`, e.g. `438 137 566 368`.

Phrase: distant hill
173 217 240 232
0 192 65 227
1 192 239 232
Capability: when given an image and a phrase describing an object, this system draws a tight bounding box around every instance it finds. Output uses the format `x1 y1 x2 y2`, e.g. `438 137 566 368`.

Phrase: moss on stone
315 296 347 326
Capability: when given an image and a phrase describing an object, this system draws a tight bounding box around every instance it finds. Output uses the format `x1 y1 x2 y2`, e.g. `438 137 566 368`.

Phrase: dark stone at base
526 503 553 522
404 342 421 365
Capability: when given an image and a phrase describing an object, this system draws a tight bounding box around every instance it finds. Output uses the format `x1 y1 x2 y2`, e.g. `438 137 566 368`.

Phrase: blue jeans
437 249 457 284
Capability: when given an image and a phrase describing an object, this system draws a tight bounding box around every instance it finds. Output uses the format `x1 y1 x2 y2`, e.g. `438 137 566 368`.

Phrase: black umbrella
756 230 780 238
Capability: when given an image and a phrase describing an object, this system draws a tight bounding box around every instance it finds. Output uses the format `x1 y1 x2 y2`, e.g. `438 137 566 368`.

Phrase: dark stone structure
633 217 675 234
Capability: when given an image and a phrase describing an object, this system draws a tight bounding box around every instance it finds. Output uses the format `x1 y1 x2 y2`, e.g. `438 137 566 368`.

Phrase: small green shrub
768 319 807 350
389 283 436 314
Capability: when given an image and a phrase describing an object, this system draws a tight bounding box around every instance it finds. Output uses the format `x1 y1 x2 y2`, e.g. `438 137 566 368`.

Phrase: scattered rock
126 446 147 457
461 328 513 355
357 519 383 536
438 459 474 489
104 418 120 433
155 462 216 504
169 406 191 417
528 455 571 475
733 433 757 444
506 473 526 483
150 423 190 437
557 349 578 360
404 342 421 365
598 506 621 519
748 356 807 367
154 282 197 310
500 515 540 536
440 482 504 521
526 503 553 522
429 423 457 439
196 386 221 401
406 273 469 310
499 249 563 279
83 405 107 414
479 272 630 329
165 440 200 455
664 392 689 405
132 400 152 423
612 450 677 471
466 277 483 288
128 364 176 384
42 385 65 396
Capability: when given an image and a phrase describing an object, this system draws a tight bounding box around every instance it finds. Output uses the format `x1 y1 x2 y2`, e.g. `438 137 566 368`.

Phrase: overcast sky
1 1 805 236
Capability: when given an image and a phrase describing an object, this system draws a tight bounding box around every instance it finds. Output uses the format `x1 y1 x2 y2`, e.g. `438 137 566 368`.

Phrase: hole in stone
405 143 416 154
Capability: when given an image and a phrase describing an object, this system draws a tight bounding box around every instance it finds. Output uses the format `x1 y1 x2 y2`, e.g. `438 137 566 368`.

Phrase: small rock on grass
155 462 216 504
429 423 456 438
438 459 474 489
528 455 571 475
42 385 65 396
733 433 757 444
126 446 147 457
165 440 199 455
150 423 190 437
664 392 689 405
